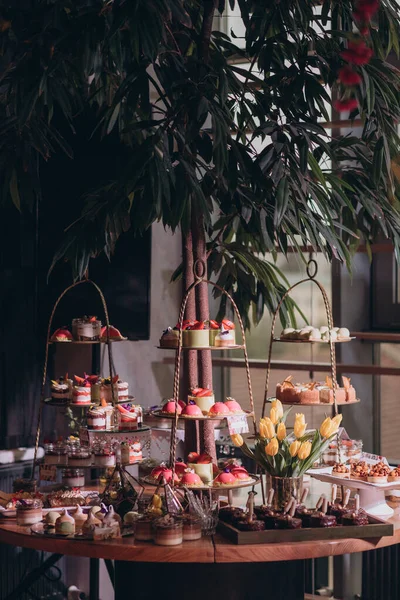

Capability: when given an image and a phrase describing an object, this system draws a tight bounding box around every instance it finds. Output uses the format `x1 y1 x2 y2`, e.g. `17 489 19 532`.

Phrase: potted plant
231 400 342 510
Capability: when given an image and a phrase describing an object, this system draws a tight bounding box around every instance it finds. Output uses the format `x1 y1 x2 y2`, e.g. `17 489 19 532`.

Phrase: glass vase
265 474 303 511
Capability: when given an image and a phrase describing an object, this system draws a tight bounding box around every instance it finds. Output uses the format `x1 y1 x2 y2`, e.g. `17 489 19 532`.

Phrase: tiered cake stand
32 279 148 484
261 260 399 517
155 260 259 492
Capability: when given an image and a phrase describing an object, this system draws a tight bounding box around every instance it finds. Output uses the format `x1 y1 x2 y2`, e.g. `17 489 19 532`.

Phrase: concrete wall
105 223 182 408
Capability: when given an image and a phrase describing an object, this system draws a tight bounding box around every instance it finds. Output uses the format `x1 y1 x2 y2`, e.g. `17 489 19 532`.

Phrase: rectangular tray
217 515 393 545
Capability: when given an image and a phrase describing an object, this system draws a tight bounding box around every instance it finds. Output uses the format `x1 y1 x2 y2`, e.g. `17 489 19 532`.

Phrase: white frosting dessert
87 407 106 430
72 386 91 404
72 317 101 341
214 326 235 347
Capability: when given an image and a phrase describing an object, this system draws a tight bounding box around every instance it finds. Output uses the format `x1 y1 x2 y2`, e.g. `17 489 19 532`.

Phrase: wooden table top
1 517 400 563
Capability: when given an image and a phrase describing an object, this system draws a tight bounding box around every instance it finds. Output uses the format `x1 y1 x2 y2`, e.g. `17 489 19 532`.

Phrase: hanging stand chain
169 259 256 484
32 279 115 480
262 259 339 419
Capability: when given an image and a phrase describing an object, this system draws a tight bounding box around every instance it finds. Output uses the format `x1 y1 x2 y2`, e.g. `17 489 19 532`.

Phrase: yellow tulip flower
277 422 286 441
259 421 268 438
271 399 284 420
265 437 279 457
231 434 244 447
330 414 343 434
262 417 276 438
270 407 278 425
297 441 312 460
319 417 333 438
289 440 301 457
293 413 307 438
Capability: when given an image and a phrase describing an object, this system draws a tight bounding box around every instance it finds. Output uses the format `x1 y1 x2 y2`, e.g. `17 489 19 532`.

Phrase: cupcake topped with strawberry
182 320 210 348
188 387 215 415
215 319 236 347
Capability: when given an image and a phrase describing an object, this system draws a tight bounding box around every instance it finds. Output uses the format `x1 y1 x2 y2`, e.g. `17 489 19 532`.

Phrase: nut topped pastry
332 463 350 478
368 461 390 484
350 460 369 481
388 467 400 482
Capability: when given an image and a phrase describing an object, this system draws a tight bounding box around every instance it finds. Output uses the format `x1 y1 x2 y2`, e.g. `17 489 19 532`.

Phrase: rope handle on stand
262 266 338 419
169 259 257 484
32 279 116 480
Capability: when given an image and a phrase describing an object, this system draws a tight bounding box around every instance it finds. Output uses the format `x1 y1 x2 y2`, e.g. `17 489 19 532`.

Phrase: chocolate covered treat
342 511 369 526
342 494 369 526
236 518 265 531
219 506 245 525
328 488 352 524
275 498 302 529
310 498 337 528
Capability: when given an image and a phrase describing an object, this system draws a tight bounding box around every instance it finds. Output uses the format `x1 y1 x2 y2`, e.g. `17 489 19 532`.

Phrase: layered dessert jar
44 441 67 465
87 407 107 430
153 515 183 546
72 317 101 341
322 439 363 466
182 515 202 541
134 515 154 541
93 442 116 467
62 468 85 487
16 499 43 526
67 446 92 467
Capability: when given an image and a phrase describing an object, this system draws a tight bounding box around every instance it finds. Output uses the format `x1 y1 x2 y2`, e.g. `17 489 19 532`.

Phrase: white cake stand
309 468 399 517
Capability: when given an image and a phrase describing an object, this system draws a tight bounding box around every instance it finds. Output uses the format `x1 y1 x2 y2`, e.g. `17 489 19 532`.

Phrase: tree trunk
182 228 200 456
192 213 216 463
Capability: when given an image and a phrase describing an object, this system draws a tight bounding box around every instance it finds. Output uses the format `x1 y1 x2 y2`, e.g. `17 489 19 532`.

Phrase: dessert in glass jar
67 446 92 467
72 316 101 341
152 515 183 546
44 441 67 465
182 515 202 540
16 499 43 526
62 468 85 487
322 439 363 465
93 442 116 467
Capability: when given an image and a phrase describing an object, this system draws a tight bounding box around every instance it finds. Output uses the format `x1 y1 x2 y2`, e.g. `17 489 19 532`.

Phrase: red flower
354 0 379 20
341 40 373 65
339 66 362 86
334 98 359 112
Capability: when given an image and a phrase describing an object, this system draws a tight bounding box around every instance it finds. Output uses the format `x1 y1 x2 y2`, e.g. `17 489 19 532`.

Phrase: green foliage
1 0 400 326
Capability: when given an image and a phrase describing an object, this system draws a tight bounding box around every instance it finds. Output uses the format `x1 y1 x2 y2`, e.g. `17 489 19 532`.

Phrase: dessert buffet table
2 513 400 600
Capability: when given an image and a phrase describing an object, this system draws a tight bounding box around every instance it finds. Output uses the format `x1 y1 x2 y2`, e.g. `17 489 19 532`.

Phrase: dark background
0 109 151 448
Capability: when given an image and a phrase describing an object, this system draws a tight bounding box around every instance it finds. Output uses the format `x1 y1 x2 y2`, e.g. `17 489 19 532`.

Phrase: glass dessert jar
16 499 43 526
134 515 154 541
93 441 116 467
68 446 92 467
322 439 363 465
44 441 67 465
152 515 183 546
62 468 85 488
182 515 202 541
72 317 101 341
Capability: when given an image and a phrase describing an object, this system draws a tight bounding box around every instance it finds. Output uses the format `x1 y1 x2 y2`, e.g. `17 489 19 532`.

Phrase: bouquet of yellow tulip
232 400 342 477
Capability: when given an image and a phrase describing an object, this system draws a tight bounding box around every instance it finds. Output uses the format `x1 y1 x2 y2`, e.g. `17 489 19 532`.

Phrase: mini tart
230 466 252 481
350 471 368 481
161 401 182 415
331 464 350 478
179 471 203 487
208 402 230 416
368 472 388 484
181 403 203 418
213 471 238 486
224 398 243 413
388 469 400 482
